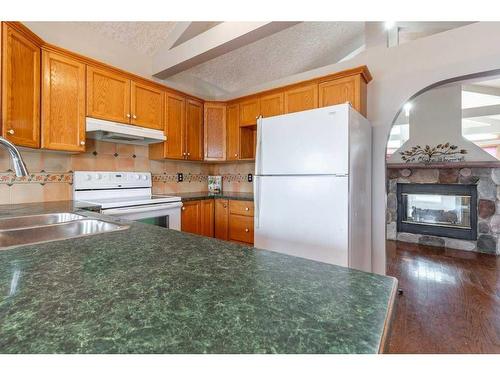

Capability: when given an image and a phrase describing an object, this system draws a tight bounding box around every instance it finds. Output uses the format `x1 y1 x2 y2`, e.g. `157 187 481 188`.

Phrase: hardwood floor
385 240 500 353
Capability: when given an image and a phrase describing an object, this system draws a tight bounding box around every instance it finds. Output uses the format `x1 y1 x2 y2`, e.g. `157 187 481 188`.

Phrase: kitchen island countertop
0 200 396 354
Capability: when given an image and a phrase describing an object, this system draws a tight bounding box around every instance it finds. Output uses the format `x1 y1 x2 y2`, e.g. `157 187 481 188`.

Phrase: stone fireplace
387 165 500 254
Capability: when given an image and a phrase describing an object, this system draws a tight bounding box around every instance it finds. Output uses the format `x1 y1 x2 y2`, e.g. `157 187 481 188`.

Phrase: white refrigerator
254 103 372 272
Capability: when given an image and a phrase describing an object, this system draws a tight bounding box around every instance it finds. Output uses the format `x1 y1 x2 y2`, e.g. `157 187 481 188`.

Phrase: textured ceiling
163 22 365 98
82 22 177 57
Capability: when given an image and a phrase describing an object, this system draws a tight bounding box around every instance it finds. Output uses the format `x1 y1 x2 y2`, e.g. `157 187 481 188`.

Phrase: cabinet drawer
229 215 254 244
229 200 254 216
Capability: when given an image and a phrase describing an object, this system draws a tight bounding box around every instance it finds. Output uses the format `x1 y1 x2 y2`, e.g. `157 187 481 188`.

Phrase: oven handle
102 202 183 215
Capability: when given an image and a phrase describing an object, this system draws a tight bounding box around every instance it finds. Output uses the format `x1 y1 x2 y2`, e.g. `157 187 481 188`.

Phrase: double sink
0 213 128 250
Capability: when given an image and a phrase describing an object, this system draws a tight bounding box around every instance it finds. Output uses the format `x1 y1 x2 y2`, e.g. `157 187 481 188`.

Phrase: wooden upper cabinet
284 83 318 114
260 92 284 118
239 98 260 126
204 103 226 161
185 98 203 161
166 93 186 159
215 199 229 240
130 81 164 130
86 66 130 123
200 199 215 237
181 200 201 234
1 23 41 148
319 75 367 116
41 51 86 152
226 104 240 161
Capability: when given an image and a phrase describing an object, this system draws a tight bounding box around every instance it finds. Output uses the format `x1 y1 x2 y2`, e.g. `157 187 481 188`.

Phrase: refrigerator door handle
255 116 263 176
254 175 261 228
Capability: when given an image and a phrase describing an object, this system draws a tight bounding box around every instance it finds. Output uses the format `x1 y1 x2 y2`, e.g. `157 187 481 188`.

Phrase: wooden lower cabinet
182 198 254 245
200 199 215 237
181 200 201 234
228 214 254 244
215 199 229 240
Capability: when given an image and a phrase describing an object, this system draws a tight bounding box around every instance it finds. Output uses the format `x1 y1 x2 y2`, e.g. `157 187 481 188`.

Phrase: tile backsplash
0 139 255 205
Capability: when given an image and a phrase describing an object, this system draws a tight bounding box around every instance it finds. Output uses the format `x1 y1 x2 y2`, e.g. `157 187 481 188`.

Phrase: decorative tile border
0 171 252 186
0 171 73 186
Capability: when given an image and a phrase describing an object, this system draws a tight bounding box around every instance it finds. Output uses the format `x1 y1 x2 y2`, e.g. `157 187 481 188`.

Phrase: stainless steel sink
0 213 87 230
0 216 129 250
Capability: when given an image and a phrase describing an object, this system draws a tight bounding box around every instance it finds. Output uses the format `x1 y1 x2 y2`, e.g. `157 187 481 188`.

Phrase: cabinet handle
133 114 137 119
223 204 227 208
126 114 131 118
80 141 86 146
245 228 249 232
7 129 14 135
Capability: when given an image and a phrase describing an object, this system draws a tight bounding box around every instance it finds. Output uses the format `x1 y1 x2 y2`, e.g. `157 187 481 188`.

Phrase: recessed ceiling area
161 22 365 98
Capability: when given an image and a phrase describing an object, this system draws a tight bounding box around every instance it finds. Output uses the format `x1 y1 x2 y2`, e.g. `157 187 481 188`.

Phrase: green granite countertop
176 191 254 202
0 201 396 354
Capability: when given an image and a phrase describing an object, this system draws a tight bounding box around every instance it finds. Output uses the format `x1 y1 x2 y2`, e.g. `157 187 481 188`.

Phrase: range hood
86 117 166 145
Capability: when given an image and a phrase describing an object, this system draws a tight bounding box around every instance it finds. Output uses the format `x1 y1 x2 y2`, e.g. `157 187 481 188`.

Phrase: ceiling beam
462 104 500 118
463 84 500 97
159 22 192 51
152 22 300 79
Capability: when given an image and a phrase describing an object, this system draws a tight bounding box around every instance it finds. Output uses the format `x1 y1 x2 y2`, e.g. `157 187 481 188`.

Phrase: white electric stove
73 171 182 230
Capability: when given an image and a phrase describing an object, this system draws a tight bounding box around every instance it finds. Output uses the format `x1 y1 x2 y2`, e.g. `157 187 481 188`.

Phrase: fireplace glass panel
402 193 471 229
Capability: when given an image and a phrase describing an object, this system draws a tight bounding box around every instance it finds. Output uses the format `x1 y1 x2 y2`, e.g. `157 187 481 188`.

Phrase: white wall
387 85 496 163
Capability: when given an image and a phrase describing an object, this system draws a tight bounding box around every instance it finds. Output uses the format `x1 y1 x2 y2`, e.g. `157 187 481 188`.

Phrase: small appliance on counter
208 176 222 194
73 171 182 230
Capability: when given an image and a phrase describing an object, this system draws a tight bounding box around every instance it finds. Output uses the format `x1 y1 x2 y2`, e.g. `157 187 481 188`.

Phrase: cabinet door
239 98 260 126
215 199 229 240
226 104 240 161
185 98 204 161
86 66 131 124
319 75 366 116
130 81 164 130
284 83 318 114
260 92 284 118
41 51 86 152
1 23 40 148
229 214 254 244
204 103 226 161
200 199 215 237
181 200 201 234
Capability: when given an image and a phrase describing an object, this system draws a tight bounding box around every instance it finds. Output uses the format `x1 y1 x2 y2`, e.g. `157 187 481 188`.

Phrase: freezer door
254 175 349 266
256 104 349 176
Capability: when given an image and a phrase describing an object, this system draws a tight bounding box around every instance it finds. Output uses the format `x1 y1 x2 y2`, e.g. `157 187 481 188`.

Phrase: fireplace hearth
397 183 477 240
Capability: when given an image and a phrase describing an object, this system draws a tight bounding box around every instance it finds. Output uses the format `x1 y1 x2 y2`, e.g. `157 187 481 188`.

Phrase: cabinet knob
234 153 238 157
80 141 86 146
245 228 249 232
182 207 185 211
187 152 191 156
7 129 14 135
133 114 137 119
245 207 249 211
126 114 131 118
223 204 227 208
183 152 187 156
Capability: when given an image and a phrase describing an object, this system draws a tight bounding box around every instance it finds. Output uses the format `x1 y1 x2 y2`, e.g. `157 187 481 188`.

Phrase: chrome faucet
0 136 29 177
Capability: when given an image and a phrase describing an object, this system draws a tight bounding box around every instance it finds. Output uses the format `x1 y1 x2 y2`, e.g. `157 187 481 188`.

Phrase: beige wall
0 139 253 205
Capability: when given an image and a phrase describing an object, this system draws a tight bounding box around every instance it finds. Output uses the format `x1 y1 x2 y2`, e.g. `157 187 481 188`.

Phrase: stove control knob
85 174 92 181
134 174 140 180
141 175 147 180
95 173 102 180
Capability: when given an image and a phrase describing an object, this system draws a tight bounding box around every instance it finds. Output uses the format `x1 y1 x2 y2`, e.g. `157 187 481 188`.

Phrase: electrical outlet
247 174 253 182
177 173 183 182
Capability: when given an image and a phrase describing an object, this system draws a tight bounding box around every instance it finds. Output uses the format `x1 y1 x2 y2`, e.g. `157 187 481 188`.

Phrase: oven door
101 202 183 230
